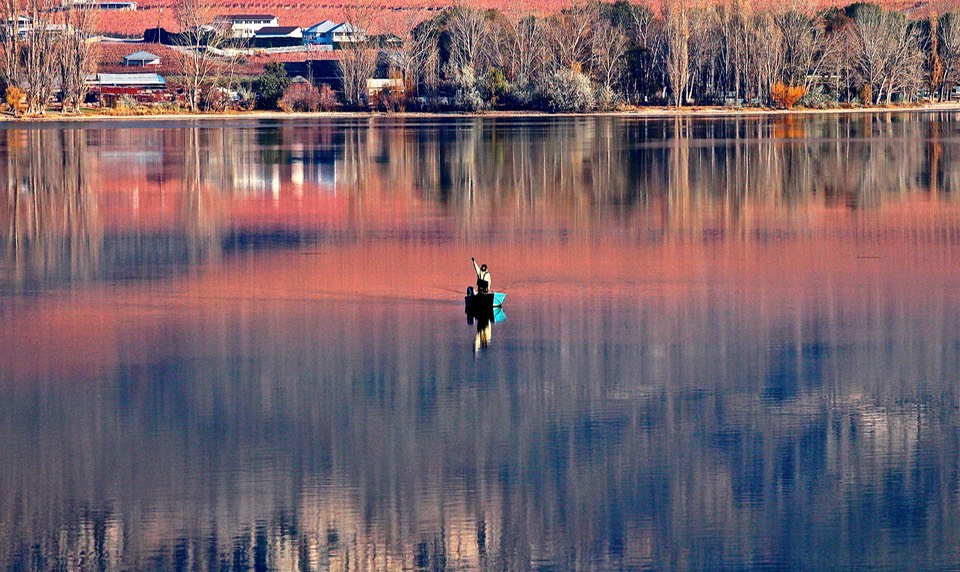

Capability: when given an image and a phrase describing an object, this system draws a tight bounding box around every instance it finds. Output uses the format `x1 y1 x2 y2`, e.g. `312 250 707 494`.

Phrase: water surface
2 114 960 570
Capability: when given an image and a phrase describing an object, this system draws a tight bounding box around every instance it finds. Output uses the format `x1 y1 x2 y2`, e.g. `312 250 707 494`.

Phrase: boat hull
464 292 505 313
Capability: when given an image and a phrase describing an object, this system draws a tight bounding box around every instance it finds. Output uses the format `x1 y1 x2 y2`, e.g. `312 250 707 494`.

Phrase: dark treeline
366 1 960 111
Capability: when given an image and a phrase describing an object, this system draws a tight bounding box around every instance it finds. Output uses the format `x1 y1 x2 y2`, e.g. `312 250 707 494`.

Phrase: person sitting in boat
472 257 491 293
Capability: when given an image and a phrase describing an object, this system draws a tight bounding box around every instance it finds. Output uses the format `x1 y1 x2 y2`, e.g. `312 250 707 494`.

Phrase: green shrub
482 68 509 106
254 62 291 110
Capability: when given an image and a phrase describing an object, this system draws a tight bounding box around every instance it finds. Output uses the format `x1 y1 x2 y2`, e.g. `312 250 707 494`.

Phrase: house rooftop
92 73 166 86
254 26 300 35
217 14 276 21
123 50 159 61
330 22 362 33
306 20 338 34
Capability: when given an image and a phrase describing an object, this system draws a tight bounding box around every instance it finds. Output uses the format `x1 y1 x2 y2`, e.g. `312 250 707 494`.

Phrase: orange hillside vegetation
92 0 958 37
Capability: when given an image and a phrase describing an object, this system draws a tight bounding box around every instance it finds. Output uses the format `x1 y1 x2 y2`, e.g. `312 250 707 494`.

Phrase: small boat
465 288 506 313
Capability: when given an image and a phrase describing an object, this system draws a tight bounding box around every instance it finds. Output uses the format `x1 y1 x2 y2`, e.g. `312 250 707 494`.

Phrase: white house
330 23 364 44
5 15 32 34
5 16 72 35
214 14 278 38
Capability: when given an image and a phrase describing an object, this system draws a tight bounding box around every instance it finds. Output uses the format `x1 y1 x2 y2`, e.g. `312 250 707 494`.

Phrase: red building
86 73 172 105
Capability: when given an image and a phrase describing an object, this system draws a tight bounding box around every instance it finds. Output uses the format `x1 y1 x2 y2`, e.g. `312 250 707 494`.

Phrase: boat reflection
467 307 506 353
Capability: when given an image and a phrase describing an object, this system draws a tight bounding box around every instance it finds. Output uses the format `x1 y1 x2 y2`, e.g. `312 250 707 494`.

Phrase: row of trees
375 1 960 110
4 0 960 114
0 0 233 115
0 0 97 115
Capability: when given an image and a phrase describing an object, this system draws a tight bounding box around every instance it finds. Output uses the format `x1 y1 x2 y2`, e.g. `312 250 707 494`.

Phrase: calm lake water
2 113 960 570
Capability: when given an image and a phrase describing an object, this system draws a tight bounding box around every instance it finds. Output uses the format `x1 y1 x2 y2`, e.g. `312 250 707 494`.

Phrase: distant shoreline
4 103 960 123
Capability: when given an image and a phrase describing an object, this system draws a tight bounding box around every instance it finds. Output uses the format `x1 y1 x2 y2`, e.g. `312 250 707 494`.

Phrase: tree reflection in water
1 114 960 570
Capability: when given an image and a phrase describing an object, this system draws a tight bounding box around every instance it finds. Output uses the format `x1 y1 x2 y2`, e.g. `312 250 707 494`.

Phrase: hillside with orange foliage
95 42 183 74
92 0 953 37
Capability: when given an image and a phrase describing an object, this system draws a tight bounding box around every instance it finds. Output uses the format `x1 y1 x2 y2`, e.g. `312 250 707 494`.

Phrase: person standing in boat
472 257 491 293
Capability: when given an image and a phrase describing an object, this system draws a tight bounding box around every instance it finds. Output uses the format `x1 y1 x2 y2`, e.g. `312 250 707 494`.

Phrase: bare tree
847 3 921 104
494 10 546 87
752 10 784 103
665 0 692 106
848 5 891 103
620 2 666 102
887 22 923 102
717 0 751 102
447 2 490 72
546 0 598 70
927 14 943 99
591 16 628 93
1 0 59 114
57 3 97 114
21 0 58 114
0 0 23 90
938 12 960 100
173 0 228 111
776 7 836 95
390 4 438 96
688 5 720 104
338 4 381 106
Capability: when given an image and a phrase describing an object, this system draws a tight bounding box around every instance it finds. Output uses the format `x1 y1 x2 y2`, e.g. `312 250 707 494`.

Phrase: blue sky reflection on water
1 114 960 570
